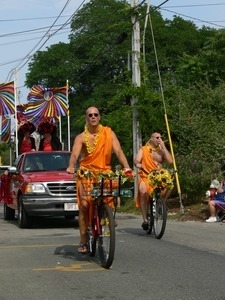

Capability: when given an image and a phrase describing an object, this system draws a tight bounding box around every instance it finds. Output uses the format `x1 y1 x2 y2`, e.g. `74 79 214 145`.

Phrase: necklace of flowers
146 141 160 153
85 124 103 154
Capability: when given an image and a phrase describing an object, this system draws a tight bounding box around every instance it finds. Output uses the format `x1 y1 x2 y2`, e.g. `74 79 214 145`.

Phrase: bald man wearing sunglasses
134 131 173 230
67 106 131 254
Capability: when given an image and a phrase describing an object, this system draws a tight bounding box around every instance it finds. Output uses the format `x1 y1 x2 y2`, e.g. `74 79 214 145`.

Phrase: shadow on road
54 244 101 267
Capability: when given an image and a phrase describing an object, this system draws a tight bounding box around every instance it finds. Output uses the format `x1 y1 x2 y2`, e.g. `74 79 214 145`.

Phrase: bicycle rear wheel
98 204 115 269
153 197 167 239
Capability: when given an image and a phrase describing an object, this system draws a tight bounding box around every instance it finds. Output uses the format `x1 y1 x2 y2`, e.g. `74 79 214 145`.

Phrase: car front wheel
18 196 32 228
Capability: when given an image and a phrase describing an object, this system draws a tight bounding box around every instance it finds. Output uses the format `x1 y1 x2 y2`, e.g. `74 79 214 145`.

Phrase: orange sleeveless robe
76 126 114 224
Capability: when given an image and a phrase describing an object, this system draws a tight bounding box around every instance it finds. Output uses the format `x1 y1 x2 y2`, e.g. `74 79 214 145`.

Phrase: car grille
47 182 76 196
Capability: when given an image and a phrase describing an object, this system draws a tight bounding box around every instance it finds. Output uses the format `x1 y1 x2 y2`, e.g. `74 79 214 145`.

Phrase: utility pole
131 0 141 196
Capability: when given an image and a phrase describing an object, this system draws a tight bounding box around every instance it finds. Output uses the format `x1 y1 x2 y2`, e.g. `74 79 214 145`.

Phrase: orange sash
80 126 112 170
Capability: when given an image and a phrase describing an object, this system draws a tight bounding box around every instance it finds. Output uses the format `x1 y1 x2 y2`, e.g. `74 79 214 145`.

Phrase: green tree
177 29 225 87
25 42 73 87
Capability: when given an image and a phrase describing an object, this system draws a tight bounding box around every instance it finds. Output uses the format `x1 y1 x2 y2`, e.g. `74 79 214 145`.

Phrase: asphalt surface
0 203 225 300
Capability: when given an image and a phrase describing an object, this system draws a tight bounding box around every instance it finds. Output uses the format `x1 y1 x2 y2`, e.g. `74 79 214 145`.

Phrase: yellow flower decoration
74 166 94 179
98 169 116 179
85 124 103 154
147 168 174 190
75 167 136 186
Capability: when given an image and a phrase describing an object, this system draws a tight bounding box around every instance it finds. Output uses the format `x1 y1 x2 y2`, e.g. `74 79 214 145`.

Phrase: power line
0 15 72 23
160 7 225 28
74 0 225 85
0 23 70 39
0 29 70 49
13 0 72 73
156 2 225 28
5 0 86 81
2 1 225 89
162 3 225 9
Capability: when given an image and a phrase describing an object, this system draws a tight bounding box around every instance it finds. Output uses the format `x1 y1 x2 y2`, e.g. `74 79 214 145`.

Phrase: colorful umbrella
0 81 15 116
26 85 68 118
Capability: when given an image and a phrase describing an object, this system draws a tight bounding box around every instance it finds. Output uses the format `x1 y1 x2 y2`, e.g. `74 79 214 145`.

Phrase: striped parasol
25 85 68 118
0 81 15 116
1 115 11 143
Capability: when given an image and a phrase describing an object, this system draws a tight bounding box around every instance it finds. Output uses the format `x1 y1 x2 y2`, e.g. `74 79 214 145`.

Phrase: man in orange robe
134 131 173 230
67 106 131 253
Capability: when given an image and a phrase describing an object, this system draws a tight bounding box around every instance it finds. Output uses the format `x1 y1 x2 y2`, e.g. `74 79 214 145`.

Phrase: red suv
0 151 78 228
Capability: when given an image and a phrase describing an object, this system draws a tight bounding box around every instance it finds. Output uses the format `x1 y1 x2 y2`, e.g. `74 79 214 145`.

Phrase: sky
1 0 225 105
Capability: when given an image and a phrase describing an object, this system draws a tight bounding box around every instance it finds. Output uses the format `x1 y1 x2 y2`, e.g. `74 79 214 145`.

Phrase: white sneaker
206 216 217 223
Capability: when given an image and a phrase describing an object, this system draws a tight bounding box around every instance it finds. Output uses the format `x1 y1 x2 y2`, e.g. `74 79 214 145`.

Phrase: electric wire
0 23 70 39
5 0 84 82
159 7 225 29
12 0 72 73
2 1 225 89
0 29 70 48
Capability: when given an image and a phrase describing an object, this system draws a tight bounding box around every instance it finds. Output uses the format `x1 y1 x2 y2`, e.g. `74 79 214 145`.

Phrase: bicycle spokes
153 198 167 239
98 204 115 269
87 229 96 257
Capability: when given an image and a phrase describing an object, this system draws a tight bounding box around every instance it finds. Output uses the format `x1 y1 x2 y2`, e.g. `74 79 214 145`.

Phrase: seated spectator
206 179 225 223
38 120 62 151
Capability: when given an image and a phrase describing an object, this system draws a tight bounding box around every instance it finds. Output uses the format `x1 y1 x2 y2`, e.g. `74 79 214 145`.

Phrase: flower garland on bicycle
75 166 135 196
147 168 174 197
66 107 132 254
134 131 174 231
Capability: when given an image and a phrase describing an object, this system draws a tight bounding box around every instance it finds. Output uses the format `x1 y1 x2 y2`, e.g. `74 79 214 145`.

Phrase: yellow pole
147 5 184 213
164 114 184 213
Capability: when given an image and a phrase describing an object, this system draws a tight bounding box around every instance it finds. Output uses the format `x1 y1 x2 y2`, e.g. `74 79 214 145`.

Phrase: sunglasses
88 113 99 118
152 136 161 139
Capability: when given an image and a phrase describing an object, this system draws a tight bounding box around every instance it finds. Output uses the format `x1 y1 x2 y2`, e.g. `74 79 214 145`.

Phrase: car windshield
23 152 71 172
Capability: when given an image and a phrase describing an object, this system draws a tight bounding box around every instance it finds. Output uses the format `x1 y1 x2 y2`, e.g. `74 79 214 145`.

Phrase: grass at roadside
116 197 139 215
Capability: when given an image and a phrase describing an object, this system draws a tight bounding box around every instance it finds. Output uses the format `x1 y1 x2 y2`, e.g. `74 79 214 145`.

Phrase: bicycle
86 176 122 269
141 168 174 239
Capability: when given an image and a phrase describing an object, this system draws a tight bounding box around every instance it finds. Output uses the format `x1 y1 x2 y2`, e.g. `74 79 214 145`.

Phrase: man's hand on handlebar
66 167 75 174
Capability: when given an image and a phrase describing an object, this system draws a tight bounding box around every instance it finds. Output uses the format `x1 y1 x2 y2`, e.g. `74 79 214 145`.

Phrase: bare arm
158 139 173 164
66 133 83 174
161 147 173 164
134 148 143 169
111 131 130 169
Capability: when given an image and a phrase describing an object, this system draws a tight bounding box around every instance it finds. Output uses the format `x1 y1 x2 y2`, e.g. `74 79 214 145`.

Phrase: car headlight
25 183 46 194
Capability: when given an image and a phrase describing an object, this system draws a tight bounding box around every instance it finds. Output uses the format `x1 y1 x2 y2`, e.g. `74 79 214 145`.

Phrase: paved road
0 203 225 300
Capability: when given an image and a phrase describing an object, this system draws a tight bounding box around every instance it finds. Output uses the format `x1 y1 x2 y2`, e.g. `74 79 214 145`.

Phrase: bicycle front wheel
87 229 96 257
146 201 153 235
98 204 115 269
153 197 167 239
